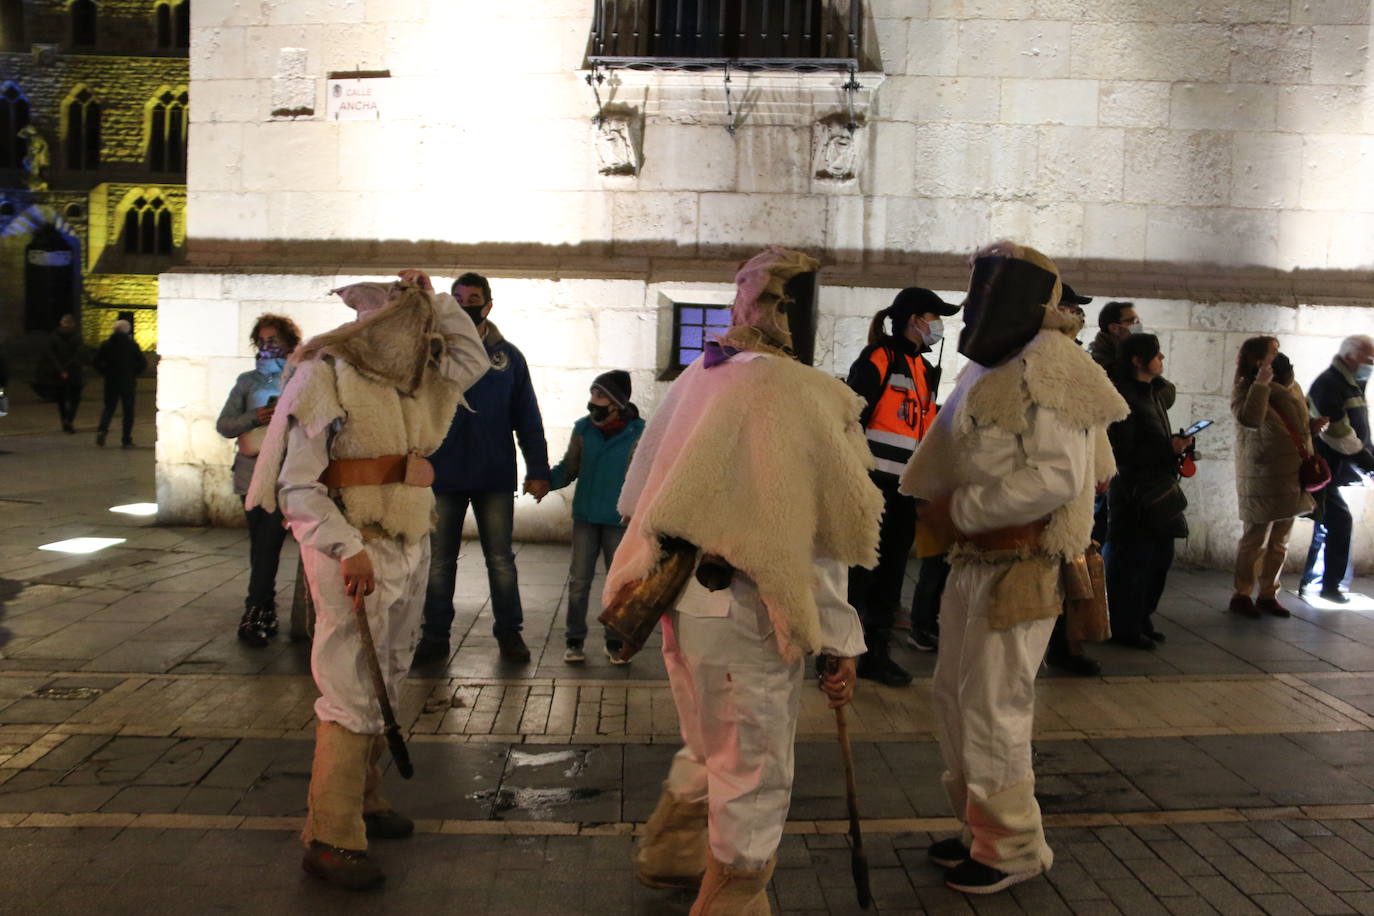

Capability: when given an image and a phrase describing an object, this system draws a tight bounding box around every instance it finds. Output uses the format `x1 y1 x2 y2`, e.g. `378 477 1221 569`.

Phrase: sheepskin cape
245 293 467 544
902 329 1127 627
605 351 883 660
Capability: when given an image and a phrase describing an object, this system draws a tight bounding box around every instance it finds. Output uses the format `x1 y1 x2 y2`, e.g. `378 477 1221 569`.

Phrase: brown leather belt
319 454 435 489
955 517 1049 552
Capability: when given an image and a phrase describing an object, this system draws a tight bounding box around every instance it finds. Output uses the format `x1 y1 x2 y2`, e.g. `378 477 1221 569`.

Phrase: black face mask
587 402 611 422
1272 352 1294 385
957 256 1057 367
463 306 486 327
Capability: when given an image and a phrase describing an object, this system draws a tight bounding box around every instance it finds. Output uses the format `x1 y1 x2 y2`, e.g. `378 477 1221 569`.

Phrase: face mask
256 355 286 376
463 305 487 327
1127 322 1145 335
919 318 944 347
1271 353 1294 384
587 402 611 422
1356 363 1373 383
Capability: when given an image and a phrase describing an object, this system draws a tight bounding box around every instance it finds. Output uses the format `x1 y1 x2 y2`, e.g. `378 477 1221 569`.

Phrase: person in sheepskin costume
246 270 488 890
901 241 1127 895
613 246 883 914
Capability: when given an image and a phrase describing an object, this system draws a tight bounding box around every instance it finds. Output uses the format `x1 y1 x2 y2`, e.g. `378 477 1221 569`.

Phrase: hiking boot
563 640 585 664
236 601 274 648
1045 651 1101 677
606 640 630 665
496 631 530 663
363 809 414 840
1256 597 1291 618
927 836 971 868
301 840 385 891
945 858 1042 895
636 784 708 889
1228 594 1260 618
411 636 450 665
907 628 939 652
856 637 912 687
689 854 775 915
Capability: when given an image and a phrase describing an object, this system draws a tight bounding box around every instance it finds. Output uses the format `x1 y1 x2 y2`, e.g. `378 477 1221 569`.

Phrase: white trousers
304 536 430 735
933 561 1055 874
662 596 804 871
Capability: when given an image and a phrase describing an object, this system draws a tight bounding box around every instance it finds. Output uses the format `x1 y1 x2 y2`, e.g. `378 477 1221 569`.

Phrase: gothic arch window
65 87 101 170
0 84 29 169
155 1 189 49
1 0 25 50
71 0 96 48
148 89 188 172
123 195 173 255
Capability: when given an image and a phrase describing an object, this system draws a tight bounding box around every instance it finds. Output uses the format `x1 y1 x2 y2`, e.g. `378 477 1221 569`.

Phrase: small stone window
1 0 25 50
71 0 96 48
670 302 732 373
123 195 173 255
0 84 29 169
64 203 83 219
65 87 101 170
155 1 189 50
148 89 188 172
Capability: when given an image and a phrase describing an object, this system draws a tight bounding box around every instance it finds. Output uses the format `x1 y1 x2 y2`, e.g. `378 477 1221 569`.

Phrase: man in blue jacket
415 272 551 664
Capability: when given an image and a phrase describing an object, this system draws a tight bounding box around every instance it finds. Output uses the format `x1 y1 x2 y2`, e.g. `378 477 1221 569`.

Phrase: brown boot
688 855 775 915
363 736 413 839
635 784 708 889
301 721 382 889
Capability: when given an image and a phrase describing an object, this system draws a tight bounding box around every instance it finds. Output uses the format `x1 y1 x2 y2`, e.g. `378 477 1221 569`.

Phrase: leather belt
319 454 435 489
955 517 1049 552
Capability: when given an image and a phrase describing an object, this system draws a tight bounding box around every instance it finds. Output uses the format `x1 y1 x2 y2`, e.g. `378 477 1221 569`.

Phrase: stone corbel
813 113 865 184
593 105 642 178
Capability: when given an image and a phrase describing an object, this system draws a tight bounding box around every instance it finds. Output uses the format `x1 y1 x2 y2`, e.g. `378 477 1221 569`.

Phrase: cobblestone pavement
7 385 1374 912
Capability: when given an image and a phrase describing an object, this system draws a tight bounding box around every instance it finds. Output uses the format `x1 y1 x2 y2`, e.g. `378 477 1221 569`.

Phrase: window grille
590 0 861 72
123 196 173 255
0 84 28 169
671 303 732 371
65 88 101 170
148 90 188 172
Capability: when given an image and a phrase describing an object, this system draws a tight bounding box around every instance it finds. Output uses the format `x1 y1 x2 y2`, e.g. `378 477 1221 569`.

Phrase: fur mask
721 246 820 355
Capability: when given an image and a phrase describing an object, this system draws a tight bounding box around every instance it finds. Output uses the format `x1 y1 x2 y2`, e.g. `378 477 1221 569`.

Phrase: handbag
1062 542 1110 643
1273 405 1331 493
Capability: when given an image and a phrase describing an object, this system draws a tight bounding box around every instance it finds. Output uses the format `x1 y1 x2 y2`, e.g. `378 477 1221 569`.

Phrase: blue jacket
429 322 550 493
549 408 645 526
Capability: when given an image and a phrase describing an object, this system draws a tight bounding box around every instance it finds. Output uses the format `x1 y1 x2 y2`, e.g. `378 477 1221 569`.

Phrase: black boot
856 632 913 687
237 600 275 648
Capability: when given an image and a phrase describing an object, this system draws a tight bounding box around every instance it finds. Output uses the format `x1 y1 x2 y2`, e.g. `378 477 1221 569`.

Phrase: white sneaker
563 642 585 663
605 643 630 665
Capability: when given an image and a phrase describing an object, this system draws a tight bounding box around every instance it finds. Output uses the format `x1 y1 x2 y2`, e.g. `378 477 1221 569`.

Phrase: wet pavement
6 382 1374 912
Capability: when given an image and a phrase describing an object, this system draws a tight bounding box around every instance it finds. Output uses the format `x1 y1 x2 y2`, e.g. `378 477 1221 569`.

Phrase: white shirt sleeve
815 557 867 657
950 404 1089 535
278 417 365 560
431 292 491 391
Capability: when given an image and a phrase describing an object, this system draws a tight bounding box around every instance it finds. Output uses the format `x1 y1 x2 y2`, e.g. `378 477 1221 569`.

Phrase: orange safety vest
864 347 936 475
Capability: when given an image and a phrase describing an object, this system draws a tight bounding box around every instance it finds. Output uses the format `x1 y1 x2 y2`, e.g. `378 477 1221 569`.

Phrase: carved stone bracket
593 105 642 178
813 113 864 184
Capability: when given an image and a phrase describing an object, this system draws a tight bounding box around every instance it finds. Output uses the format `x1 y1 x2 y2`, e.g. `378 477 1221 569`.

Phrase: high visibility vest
864 347 936 476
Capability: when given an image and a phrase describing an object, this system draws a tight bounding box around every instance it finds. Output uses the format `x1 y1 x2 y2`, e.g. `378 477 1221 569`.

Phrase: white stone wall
162 1 1374 570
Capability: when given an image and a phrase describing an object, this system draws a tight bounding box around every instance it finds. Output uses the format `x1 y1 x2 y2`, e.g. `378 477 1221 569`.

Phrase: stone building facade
161 1 1373 571
0 0 189 350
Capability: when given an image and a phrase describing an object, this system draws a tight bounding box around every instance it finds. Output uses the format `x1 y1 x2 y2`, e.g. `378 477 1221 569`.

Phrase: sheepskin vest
605 351 883 661
250 356 462 543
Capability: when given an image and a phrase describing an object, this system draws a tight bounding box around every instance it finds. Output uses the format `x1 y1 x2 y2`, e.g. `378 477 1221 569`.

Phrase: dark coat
428 321 550 493
1107 375 1187 539
36 328 86 388
1309 358 1374 488
92 333 146 390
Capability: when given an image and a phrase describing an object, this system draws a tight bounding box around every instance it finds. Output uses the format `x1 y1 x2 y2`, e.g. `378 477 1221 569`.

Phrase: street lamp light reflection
38 537 127 554
109 503 158 516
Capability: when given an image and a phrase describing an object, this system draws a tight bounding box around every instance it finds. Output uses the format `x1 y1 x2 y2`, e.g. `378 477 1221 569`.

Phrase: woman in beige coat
1230 336 1322 618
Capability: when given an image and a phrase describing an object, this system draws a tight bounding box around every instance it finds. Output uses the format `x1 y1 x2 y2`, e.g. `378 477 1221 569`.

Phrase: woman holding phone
217 313 303 646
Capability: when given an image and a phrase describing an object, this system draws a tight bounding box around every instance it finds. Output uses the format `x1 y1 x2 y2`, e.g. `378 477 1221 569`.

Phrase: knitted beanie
592 370 631 408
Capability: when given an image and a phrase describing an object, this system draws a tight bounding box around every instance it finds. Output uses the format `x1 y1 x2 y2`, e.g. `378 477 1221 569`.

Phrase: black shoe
95 431 107 446
62 423 75 434
1045 651 1101 677
1109 634 1156 651
907 628 939 652
121 439 133 449
928 836 971 868
605 640 630 665
363 809 414 840
1146 627 1166 642
856 648 913 687
412 636 451 664
301 841 385 891
496 631 531 663
236 601 272 648
944 858 1042 895
1321 589 1351 604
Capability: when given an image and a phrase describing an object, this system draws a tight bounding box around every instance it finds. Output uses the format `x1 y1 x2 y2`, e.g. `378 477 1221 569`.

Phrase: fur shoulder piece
960 329 1127 436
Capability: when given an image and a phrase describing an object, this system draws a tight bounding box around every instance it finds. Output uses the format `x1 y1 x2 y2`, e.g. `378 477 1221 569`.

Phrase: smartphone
1181 419 1213 438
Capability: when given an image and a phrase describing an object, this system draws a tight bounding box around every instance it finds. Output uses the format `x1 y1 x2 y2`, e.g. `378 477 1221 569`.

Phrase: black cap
891 287 960 318
1060 283 1092 306
592 370 631 409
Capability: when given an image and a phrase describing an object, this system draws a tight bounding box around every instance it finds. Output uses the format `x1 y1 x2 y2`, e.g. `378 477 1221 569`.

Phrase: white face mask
920 318 944 347
1127 322 1145 335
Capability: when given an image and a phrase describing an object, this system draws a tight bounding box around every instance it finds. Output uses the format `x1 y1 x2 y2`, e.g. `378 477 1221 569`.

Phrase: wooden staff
352 590 413 779
826 657 871 909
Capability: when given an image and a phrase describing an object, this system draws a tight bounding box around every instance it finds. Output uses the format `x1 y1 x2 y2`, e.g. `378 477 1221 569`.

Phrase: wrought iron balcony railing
588 0 862 73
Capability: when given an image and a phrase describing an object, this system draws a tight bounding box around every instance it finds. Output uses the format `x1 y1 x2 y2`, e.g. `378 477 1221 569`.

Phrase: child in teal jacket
549 370 646 663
